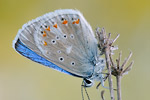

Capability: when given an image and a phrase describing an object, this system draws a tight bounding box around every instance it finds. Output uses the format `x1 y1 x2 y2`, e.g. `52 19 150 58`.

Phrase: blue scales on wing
14 39 82 77
13 9 99 78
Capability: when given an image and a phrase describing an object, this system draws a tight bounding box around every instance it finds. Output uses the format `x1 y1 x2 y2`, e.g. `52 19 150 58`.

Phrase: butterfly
12 9 105 87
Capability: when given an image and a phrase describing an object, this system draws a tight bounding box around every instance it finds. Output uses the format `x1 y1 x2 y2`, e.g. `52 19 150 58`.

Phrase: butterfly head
83 78 94 87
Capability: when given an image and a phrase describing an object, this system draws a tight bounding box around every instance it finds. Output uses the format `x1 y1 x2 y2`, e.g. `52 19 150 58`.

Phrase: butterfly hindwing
15 39 82 77
13 9 98 78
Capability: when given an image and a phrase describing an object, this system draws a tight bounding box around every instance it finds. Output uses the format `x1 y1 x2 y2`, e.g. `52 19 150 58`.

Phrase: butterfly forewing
13 9 98 77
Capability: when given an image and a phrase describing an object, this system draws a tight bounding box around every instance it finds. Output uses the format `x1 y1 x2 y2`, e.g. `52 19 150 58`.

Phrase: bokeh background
0 0 150 100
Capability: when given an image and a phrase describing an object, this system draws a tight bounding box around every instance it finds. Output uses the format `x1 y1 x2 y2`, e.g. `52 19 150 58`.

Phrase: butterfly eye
83 79 94 87
59 57 64 62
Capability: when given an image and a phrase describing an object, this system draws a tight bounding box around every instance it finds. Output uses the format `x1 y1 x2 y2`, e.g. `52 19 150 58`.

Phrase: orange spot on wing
75 19 80 24
53 24 57 28
46 26 50 31
72 21 75 24
62 20 68 24
43 41 47 46
72 19 80 24
43 31 47 37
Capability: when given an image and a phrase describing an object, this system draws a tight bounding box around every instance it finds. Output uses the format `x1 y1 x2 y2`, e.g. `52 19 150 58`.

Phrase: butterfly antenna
96 74 108 89
81 80 90 100
81 81 84 100
84 87 90 100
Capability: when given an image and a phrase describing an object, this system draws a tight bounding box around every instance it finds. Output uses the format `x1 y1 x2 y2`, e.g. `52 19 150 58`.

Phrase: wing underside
13 9 98 78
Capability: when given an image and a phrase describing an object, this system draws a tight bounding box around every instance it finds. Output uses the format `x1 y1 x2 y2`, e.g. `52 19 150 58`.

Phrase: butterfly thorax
83 57 105 87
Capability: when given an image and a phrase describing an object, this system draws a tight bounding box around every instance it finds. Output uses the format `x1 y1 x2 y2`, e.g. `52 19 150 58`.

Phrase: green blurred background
0 0 150 100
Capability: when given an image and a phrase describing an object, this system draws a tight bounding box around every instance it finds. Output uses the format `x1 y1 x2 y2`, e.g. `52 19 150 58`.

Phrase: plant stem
105 47 115 100
116 75 122 100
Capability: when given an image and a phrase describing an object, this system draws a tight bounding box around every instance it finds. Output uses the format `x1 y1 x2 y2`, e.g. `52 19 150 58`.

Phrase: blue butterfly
13 9 105 87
